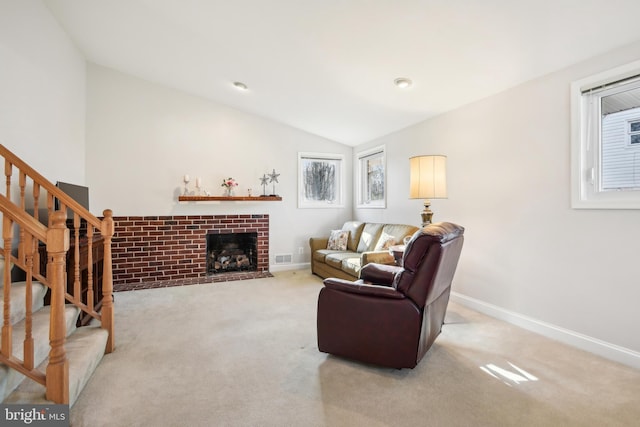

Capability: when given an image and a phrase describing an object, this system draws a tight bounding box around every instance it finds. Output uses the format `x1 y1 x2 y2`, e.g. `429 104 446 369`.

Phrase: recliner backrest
393 222 464 309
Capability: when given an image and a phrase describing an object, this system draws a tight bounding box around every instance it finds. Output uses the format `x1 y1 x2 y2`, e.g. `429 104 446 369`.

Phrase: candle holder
183 175 190 195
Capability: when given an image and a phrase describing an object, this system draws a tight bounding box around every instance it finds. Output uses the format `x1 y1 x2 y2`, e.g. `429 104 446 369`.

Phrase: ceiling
44 0 640 146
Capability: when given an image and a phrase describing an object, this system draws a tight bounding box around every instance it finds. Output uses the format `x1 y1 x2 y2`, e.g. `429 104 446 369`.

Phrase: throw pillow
327 230 349 251
374 232 397 251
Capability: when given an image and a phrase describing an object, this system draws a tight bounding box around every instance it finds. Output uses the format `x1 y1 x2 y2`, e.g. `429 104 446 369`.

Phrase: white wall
355 40 640 368
85 64 353 266
0 0 86 183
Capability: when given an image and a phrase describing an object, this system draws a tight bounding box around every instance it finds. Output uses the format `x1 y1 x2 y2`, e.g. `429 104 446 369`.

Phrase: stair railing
0 144 114 404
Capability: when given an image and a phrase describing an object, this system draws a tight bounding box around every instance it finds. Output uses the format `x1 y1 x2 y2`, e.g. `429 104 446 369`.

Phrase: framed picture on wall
298 152 344 208
356 145 386 208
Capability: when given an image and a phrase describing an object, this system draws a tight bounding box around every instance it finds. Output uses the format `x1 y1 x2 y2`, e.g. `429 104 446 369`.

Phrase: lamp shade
409 155 447 199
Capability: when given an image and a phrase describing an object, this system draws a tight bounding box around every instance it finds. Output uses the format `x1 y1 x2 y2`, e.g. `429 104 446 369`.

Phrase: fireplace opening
206 232 258 274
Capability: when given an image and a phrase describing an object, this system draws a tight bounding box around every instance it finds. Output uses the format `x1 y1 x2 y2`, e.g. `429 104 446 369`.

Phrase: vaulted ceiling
44 0 640 145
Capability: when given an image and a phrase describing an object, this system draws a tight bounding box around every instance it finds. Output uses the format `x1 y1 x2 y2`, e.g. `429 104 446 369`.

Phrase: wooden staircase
0 144 114 406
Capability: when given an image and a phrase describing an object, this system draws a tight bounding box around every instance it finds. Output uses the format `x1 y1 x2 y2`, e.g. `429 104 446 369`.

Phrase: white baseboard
450 292 640 370
269 262 310 273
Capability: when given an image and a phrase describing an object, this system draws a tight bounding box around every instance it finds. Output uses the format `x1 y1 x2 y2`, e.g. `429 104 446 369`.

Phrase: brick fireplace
111 214 270 291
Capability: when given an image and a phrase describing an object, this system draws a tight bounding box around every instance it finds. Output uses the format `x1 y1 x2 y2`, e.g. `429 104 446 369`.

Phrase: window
297 152 344 208
571 60 640 208
628 119 640 146
356 146 385 208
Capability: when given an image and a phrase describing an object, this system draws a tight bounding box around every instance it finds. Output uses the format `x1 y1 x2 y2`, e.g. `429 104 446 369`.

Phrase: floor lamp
409 155 448 227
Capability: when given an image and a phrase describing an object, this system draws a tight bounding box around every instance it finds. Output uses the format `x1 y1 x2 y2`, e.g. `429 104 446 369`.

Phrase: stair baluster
72 212 81 304
24 233 34 371
2 215 13 358
86 226 95 313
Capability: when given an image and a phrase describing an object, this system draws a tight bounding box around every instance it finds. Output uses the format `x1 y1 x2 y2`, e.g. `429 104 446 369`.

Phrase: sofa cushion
356 223 384 253
325 252 358 269
341 221 364 252
374 224 419 250
314 249 352 263
374 231 398 251
327 229 349 250
341 256 362 277
313 249 333 263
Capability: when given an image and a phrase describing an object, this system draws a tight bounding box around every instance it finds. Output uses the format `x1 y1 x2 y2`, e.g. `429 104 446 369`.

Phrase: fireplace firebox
207 232 258 274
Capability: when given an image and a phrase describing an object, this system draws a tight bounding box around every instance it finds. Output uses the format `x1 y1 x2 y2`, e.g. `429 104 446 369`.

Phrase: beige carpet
70 271 640 427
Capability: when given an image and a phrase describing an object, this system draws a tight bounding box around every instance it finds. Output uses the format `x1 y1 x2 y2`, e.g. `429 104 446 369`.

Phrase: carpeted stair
0 279 108 406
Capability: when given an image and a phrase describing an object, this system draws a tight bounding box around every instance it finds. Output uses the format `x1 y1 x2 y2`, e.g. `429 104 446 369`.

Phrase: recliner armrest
359 263 403 286
361 251 395 266
323 278 405 299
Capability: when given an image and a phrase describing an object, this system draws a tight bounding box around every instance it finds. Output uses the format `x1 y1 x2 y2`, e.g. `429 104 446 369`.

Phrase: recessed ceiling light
233 81 248 91
394 77 413 89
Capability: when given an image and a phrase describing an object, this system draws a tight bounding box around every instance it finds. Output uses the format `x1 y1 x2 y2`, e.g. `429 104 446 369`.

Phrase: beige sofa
309 221 419 280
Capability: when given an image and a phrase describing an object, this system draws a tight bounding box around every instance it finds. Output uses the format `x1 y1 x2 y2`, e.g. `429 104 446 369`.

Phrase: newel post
101 209 115 353
45 211 70 404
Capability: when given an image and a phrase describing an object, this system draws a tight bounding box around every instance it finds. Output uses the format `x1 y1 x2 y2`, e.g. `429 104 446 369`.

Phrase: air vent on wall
274 254 292 264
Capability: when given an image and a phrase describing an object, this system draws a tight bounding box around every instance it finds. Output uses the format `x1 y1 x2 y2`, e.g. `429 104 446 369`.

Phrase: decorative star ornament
260 174 270 196
268 169 280 196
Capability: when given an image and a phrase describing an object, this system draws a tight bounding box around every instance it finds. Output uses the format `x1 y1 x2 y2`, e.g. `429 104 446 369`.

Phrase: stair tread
0 281 48 325
66 327 109 406
0 305 80 360
0 305 80 400
3 326 109 406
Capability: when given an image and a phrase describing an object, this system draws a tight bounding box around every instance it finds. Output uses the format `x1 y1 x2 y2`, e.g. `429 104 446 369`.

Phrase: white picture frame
298 152 344 208
356 145 386 208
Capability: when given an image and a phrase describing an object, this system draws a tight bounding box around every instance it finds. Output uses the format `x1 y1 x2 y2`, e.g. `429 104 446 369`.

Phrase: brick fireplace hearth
111 214 270 291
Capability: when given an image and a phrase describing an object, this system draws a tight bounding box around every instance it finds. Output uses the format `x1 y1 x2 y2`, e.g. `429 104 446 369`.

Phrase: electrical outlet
298 247 304 254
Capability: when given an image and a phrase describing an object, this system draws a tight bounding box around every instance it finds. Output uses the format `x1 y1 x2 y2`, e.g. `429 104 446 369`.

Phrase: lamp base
420 199 433 227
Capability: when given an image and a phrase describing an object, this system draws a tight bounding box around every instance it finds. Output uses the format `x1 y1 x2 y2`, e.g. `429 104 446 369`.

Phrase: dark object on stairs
317 222 465 369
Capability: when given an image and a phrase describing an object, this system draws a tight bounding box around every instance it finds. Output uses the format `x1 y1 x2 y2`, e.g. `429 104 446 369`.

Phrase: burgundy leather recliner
317 222 464 369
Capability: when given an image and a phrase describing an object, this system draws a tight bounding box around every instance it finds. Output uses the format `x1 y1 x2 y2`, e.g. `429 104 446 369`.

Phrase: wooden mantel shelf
178 195 282 202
